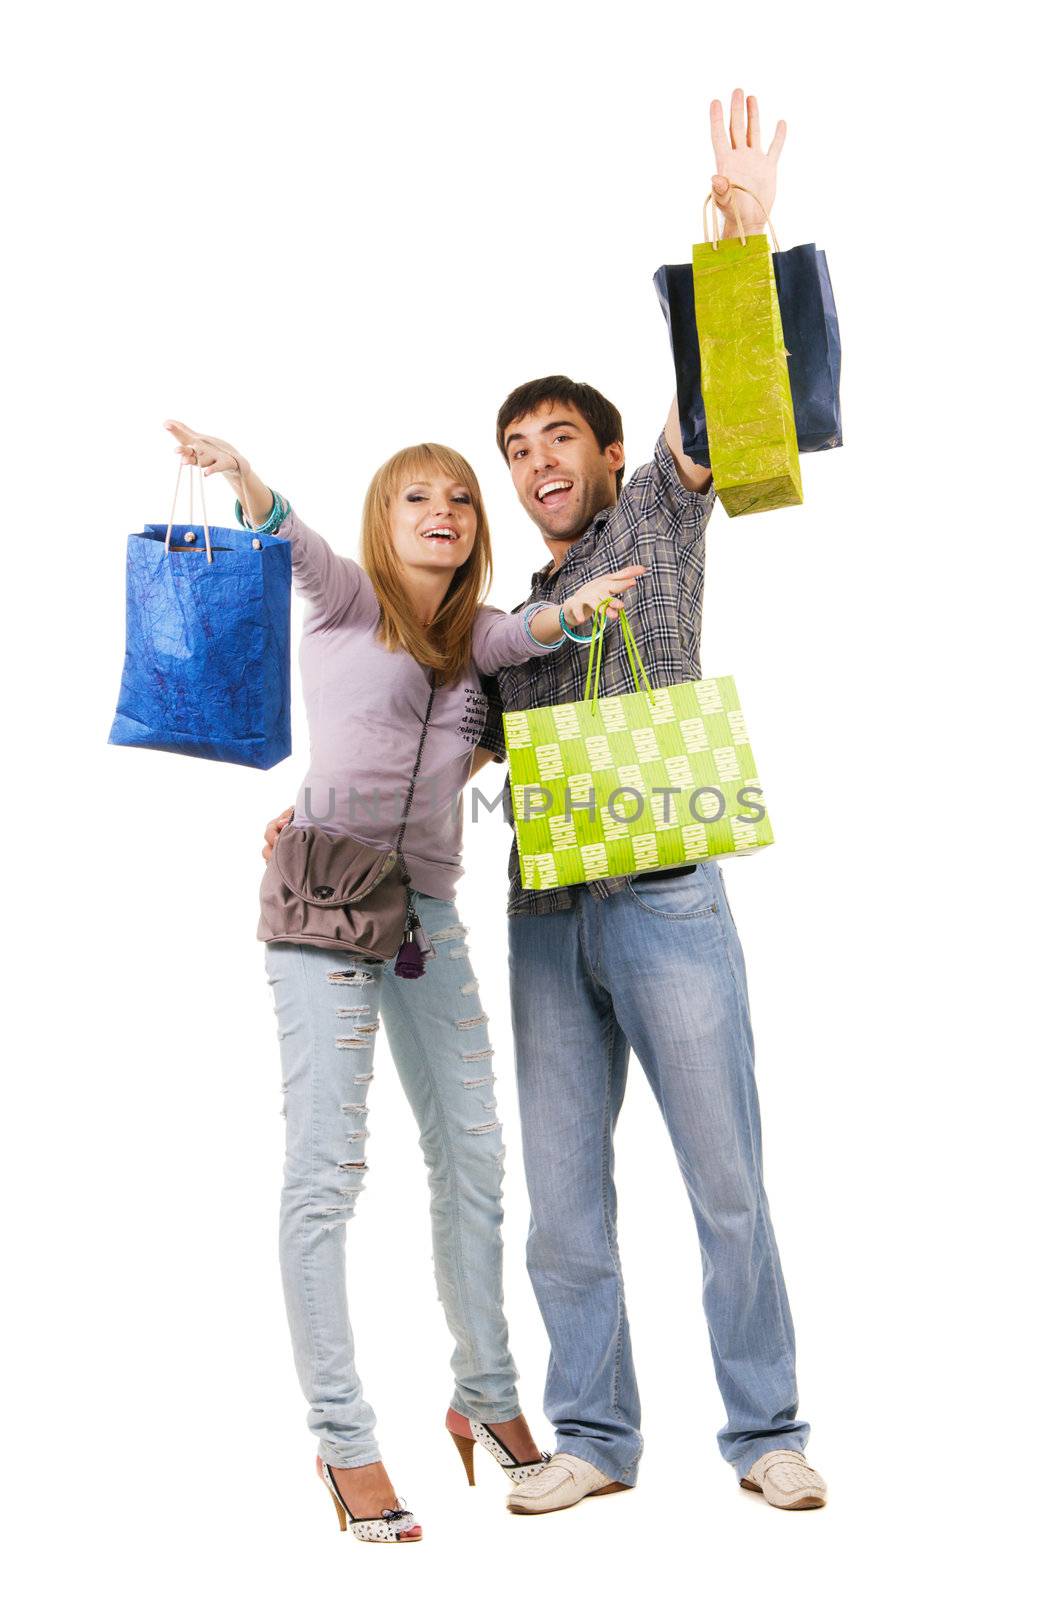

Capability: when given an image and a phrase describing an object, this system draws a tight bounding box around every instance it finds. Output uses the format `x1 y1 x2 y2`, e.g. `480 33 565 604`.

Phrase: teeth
422 529 456 540
537 479 573 501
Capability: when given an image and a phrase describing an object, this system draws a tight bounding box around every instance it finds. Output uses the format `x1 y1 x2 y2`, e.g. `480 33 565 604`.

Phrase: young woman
164 419 642 1545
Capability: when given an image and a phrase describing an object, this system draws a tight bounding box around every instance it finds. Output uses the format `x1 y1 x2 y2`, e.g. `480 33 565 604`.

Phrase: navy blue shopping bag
773 244 843 452
654 242 843 466
654 262 712 467
108 469 292 769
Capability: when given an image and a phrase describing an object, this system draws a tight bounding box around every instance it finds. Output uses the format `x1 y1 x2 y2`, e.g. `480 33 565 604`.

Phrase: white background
4 3 1057 1596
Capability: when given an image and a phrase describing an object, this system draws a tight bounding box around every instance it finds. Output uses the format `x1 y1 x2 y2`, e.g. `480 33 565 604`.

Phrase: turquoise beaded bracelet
235 488 290 536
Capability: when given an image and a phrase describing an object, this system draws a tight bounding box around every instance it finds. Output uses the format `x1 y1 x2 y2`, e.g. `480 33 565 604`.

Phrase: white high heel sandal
446 1409 551 1486
317 1457 422 1543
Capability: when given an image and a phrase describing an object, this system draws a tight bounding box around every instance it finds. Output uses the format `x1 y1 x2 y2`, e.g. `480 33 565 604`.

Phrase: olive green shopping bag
692 187 802 516
503 603 774 892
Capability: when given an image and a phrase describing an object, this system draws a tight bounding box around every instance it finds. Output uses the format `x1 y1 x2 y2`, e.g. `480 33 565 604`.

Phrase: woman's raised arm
164 420 368 627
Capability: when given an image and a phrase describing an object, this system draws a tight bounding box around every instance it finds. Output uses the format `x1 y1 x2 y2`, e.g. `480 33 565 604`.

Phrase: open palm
710 88 786 236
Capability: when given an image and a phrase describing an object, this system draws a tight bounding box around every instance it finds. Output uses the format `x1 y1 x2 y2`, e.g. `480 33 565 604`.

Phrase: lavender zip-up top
276 507 558 901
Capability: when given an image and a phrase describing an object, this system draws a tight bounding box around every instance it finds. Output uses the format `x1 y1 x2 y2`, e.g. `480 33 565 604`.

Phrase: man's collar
528 505 610 590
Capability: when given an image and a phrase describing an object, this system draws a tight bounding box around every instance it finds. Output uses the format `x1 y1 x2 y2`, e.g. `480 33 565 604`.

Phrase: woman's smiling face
389 473 478 575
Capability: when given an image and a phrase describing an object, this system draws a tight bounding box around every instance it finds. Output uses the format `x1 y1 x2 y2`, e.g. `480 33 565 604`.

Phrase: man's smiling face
503 403 625 548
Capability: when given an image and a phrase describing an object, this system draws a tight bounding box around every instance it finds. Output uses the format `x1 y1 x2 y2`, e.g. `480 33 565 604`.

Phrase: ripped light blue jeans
263 891 521 1467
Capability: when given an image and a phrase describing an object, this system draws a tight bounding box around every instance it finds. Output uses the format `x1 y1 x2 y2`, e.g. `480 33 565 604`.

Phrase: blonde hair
360 443 492 685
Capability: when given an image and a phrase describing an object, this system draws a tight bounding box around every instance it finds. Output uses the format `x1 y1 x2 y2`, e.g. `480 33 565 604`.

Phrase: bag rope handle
617 605 655 702
702 182 781 254
163 461 215 562
582 599 609 709
581 598 656 716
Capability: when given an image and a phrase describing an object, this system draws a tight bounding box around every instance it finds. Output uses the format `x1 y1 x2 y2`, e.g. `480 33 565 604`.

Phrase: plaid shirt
479 432 716 916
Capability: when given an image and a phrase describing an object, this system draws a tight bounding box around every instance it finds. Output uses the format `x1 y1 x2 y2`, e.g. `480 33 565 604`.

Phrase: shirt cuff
653 431 712 504
652 431 716 538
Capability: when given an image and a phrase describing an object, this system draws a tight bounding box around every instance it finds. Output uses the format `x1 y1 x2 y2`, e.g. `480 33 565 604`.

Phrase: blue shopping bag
654 241 843 465
108 468 292 768
654 262 712 467
773 244 843 452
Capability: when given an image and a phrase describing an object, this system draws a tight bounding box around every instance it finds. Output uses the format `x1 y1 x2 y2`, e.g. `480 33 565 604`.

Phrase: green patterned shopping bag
503 603 774 891
692 186 802 516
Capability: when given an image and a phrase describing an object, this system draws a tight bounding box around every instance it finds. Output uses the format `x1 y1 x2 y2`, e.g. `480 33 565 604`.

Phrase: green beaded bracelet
235 488 290 535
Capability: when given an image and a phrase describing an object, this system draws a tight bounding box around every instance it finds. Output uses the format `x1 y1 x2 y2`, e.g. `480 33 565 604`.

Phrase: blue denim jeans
264 892 521 1467
509 860 809 1484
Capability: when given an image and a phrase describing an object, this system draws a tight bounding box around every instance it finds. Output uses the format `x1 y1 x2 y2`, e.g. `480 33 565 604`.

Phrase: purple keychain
394 920 435 979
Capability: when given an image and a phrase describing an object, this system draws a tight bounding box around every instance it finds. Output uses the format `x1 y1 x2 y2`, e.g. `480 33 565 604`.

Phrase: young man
472 92 827 1515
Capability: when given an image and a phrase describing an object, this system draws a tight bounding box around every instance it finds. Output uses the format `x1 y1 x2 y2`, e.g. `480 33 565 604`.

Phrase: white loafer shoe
506 1452 630 1515
740 1449 827 1510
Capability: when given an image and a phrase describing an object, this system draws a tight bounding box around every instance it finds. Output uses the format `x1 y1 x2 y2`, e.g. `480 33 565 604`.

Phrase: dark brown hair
496 375 626 492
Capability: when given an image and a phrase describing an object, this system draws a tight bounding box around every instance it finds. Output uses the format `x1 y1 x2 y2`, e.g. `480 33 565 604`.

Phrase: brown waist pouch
257 825 408 959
